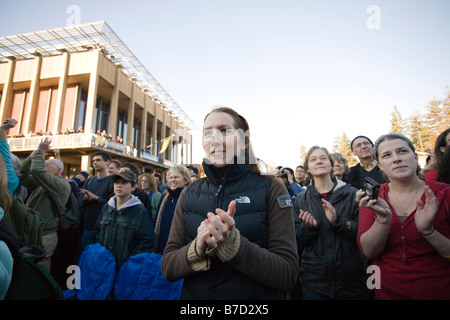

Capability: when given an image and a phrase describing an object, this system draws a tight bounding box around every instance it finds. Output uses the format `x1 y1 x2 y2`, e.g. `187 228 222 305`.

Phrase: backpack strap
48 195 61 218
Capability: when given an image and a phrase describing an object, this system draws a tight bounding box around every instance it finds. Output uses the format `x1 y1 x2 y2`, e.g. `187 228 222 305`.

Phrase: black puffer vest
181 159 283 299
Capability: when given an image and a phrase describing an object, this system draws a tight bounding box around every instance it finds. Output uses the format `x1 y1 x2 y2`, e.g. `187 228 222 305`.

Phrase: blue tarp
114 252 183 300
63 246 183 300
75 243 116 300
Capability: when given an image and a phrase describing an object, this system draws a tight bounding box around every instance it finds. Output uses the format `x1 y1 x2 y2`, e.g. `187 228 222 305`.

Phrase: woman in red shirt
357 133 450 300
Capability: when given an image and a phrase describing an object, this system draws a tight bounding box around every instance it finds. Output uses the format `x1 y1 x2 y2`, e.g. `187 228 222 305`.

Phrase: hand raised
38 137 52 154
415 185 438 235
321 198 336 224
1 118 17 130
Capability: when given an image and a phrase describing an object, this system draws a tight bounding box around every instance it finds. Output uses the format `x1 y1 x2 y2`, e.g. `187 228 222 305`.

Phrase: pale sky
1 0 449 170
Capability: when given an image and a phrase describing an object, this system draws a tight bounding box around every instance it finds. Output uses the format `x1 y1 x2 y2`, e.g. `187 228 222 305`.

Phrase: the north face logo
235 196 251 204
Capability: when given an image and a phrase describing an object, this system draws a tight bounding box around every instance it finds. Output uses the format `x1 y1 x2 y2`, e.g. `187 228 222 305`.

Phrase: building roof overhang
0 21 197 132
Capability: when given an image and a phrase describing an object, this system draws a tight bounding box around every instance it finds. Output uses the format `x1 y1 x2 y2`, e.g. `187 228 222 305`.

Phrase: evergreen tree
299 144 307 166
421 88 450 150
390 106 405 134
407 111 426 152
332 132 357 166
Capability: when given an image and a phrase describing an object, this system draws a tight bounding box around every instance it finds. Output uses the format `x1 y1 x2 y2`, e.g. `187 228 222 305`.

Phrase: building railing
8 133 92 150
8 133 171 167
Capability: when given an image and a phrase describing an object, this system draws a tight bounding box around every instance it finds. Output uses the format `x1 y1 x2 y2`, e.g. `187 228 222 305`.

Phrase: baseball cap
112 168 137 185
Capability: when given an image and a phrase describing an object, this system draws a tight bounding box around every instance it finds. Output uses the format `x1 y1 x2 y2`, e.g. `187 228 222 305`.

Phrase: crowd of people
0 112 449 300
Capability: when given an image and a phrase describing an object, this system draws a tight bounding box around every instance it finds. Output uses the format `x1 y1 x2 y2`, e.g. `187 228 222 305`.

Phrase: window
132 118 141 147
75 88 87 131
94 97 110 133
117 110 127 142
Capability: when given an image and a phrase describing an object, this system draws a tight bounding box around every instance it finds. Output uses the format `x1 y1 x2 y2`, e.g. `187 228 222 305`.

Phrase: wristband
419 227 435 237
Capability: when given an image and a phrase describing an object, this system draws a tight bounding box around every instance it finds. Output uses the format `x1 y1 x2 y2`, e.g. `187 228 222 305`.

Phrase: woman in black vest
161 107 299 300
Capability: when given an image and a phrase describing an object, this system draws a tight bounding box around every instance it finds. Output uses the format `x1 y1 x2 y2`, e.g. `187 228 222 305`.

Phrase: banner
159 136 171 154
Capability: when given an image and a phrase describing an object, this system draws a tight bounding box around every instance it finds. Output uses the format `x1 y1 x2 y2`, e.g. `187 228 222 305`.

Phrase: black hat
186 165 199 175
350 135 373 151
112 168 137 185
79 171 89 179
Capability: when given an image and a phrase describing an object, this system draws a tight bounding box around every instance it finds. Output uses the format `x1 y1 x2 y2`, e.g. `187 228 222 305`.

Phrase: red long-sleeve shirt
358 180 450 300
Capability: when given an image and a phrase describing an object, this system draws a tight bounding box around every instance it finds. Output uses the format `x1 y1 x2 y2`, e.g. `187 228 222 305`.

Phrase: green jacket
3 196 43 247
20 151 71 235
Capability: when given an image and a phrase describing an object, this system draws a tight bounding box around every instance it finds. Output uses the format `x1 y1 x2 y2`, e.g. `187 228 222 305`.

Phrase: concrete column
0 58 15 120
83 50 101 134
152 111 158 156
108 65 120 138
126 83 135 145
22 54 42 134
140 97 148 150
81 155 91 172
53 51 70 133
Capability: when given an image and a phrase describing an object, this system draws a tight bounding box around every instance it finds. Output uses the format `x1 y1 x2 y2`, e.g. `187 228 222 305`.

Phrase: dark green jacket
19 151 71 235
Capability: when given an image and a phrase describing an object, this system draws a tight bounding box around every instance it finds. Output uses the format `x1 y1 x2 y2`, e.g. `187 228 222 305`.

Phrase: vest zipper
215 184 223 197
215 184 223 208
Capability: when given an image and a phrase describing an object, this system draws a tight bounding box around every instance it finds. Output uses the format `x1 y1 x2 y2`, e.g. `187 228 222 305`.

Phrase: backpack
0 220 64 300
49 192 81 231
3 196 43 247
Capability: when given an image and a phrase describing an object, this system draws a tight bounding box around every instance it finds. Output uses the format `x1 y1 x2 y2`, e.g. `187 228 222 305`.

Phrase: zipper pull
215 184 223 196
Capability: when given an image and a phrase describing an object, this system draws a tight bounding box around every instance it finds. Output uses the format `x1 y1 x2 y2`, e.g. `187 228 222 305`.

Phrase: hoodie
96 195 156 266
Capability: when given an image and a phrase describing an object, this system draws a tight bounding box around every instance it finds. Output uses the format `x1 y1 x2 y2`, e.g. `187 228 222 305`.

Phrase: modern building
0 21 196 178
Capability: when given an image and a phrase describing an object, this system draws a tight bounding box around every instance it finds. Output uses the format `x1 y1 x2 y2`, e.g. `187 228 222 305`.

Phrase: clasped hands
195 200 236 258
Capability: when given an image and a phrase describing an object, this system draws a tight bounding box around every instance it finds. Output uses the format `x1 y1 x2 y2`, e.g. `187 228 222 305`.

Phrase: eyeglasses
354 141 372 149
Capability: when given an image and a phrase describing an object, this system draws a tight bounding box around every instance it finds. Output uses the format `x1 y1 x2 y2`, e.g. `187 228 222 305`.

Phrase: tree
332 132 357 166
407 111 426 152
400 87 449 152
420 87 450 150
390 106 405 134
299 145 307 166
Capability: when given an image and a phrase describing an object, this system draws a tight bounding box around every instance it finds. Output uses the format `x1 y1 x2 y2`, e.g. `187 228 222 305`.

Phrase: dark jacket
82 175 114 230
96 195 156 266
161 159 299 300
154 186 184 253
346 163 385 191
294 178 370 299
133 188 153 218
